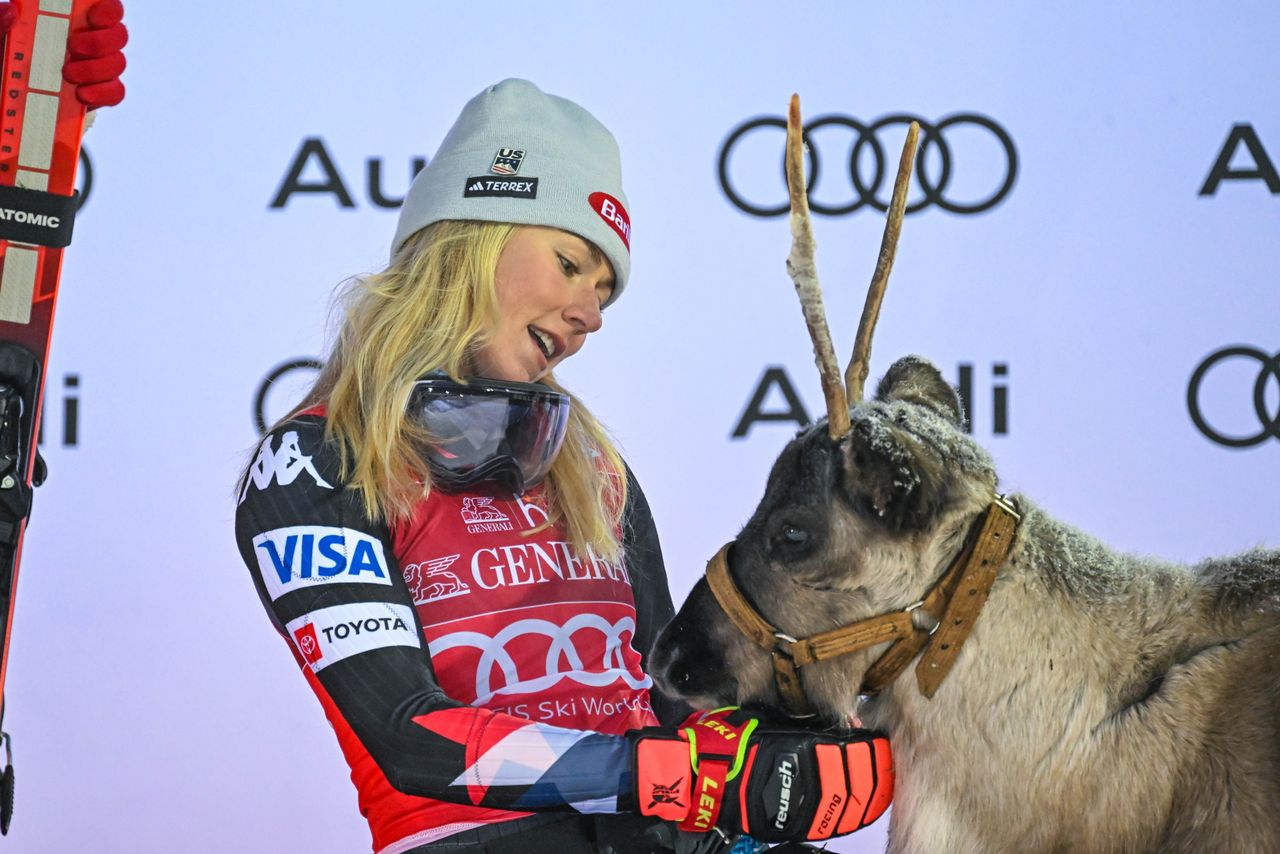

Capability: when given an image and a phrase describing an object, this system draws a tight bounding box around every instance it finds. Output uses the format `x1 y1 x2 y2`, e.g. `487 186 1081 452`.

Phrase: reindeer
649 97 1280 853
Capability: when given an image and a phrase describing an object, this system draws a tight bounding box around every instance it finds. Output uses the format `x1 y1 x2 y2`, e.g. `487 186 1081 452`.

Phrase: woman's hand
0 0 127 108
630 707 893 844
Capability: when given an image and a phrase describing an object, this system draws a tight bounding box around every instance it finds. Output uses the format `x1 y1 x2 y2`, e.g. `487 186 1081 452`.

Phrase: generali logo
404 555 472 604
460 497 514 533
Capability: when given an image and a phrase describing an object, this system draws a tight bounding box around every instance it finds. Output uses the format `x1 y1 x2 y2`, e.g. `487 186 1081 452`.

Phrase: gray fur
651 355 1280 854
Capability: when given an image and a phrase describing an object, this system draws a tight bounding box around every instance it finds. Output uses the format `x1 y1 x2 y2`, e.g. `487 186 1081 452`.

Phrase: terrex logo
253 526 391 600
589 192 630 250
462 176 539 199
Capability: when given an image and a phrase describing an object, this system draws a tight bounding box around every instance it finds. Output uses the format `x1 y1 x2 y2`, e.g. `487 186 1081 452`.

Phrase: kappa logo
648 779 685 810
490 148 526 175
285 602 420 672
461 496 515 533
239 429 333 502
404 555 472 604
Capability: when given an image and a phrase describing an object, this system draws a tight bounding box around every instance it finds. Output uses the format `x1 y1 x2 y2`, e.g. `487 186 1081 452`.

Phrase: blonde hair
287 220 627 560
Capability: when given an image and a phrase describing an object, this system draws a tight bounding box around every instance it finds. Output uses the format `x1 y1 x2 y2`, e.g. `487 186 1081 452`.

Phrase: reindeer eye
765 516 817 558
781 524 808 545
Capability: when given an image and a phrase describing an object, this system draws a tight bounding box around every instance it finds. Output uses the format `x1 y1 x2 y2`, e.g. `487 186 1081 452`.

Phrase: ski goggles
408 375 571 495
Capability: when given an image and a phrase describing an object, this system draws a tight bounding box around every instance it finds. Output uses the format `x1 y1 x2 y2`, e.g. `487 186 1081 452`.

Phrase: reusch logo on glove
764 753 799 831
589 191 630 250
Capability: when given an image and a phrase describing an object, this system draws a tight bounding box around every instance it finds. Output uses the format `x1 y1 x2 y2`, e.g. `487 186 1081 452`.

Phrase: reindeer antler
845 122 920 402
785 94 850 439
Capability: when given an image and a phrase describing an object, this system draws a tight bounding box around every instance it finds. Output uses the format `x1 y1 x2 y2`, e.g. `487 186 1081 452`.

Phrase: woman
235 79 890 854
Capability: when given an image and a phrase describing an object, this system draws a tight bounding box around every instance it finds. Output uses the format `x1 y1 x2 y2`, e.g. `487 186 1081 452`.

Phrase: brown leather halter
704 495 1020 718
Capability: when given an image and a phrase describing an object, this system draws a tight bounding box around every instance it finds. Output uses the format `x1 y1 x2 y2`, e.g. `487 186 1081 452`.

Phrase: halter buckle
904 600 941 636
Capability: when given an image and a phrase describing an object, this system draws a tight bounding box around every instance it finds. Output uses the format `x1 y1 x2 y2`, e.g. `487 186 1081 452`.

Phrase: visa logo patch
253 526 391 600
285 602 419 672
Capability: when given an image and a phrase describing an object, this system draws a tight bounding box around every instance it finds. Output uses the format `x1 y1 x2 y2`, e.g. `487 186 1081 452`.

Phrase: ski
0 0 94 834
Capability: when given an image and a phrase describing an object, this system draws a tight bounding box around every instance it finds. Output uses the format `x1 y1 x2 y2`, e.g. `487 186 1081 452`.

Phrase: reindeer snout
649 582 739 706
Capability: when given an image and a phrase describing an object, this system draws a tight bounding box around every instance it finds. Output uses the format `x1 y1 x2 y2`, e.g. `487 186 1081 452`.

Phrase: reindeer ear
842 413 948 533
875 355 963 427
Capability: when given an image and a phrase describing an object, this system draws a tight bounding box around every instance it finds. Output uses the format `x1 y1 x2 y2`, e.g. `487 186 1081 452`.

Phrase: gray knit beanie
393 79 631 306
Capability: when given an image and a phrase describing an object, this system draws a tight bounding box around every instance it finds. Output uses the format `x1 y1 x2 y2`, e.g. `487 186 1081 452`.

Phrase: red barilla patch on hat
589 192 631 251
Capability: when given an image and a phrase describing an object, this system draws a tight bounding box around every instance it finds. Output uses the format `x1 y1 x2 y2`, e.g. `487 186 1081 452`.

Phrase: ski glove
0 0 127 108
629 707 893 845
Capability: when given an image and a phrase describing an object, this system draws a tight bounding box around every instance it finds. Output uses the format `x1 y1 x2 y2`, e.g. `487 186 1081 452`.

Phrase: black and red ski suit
234 411 691 853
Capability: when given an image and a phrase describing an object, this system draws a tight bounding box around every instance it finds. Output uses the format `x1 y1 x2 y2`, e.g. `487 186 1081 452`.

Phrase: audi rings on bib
718 112 1017 217
1187 346 1280 447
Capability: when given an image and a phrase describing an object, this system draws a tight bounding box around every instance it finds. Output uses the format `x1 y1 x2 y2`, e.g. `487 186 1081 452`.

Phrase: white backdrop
4 2 1277 852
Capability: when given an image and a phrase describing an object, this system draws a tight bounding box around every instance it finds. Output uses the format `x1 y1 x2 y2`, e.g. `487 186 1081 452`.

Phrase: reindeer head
651 97 1009 721
649 355 998 718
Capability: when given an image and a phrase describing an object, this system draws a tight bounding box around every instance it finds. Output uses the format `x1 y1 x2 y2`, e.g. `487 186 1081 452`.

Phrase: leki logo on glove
698 718 740 740
490 148 526 175
648 779 685 810
690 774 724 831
589 191 631 250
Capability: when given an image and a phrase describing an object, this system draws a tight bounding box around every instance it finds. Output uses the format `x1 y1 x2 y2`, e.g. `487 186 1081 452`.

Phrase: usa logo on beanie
589 192 630 251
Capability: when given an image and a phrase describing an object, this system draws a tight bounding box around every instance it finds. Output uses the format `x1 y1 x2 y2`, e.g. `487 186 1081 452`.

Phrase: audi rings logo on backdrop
254 358 324 434
718 113 1017 217
1187 346 1280 448
75 147 93 211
